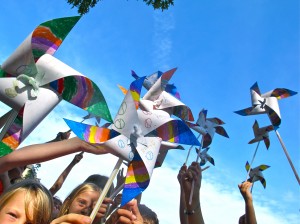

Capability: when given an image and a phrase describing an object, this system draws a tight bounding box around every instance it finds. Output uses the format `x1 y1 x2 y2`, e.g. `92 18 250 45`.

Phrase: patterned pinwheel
234 82 297 129
245 161 270 188
196 147 215 166
65 76 201 207
140 68 194 122
0 16 112 156
248 120 274 149
131 69 181 99
235 82 299 185
186 109 229 148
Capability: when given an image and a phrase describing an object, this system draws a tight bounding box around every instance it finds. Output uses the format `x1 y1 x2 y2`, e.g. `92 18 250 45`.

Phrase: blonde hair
59 182 101 216
0 179 53 224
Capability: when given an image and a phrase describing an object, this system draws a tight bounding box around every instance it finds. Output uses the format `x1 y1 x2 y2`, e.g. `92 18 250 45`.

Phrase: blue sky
0 1 299 223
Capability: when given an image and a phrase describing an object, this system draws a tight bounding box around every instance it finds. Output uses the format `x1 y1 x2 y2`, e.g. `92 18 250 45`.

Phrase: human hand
181 162 202 205
50 213 92 224
116 168 125 189
238 181 253 202
68 137 108 155
72 152 84 164
113 193 123 207
94 197 113 221
177 164 187 185
107 199 143 224
55 130 72 141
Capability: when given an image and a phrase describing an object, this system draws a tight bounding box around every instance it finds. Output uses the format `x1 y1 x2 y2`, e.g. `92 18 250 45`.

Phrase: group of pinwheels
0 16 298 213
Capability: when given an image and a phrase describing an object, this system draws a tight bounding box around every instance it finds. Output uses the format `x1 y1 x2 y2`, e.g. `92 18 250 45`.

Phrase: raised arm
181 162 205 224
178 164 188 224
238 181 257 224
49 152 83 195
0 137 108 174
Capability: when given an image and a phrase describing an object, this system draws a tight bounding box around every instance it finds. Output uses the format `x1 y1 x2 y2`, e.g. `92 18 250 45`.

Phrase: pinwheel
140 68 194 122
248 120 274 149
186 109 229 148
196 147 215 166
131 69 181 99
184 109 229 165
234 82 297 128
235 82 299 185
0 16 112 156
244 120 274 182
65 76 200 221
245 161 270 188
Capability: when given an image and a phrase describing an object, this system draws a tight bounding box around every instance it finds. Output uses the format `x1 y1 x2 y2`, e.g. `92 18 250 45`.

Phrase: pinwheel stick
275 130 300 185
0 110 18 141
188 165 210 205
90 158 123 222
189 137 204 205
184 133 201 165
245 141 260 182
110 182 125 200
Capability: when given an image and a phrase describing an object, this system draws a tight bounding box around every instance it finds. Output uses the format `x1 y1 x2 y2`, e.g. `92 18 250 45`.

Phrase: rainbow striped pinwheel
65 77 201 206
186 109 229 148
196 147 215 166
248 120 274 149
234 82 297 129
0 16 112 156
245 161 270 188
139 68 194 121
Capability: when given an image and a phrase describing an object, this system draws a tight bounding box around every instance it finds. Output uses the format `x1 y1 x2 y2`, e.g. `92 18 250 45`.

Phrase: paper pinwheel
132 69 181 99
154 143 184 168
0 16 112 156
196 147 215 166
236 82 300 185
234 82 297 128
248 120 274 149
186 109 229 148
139 68 194 121
245 161 270 188
65 77 200 206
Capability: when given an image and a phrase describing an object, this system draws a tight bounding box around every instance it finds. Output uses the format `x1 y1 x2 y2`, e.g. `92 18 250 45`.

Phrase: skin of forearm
0 139 82 174
49 162 77 195
179 189 188 224
245 200 257 224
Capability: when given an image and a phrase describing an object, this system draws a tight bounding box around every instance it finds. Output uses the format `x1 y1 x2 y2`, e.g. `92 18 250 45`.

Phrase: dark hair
138 204 159 224
84 174 114 197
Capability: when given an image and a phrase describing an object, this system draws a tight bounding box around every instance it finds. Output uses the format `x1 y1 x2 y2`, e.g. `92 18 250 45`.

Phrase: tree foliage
66 0 174 15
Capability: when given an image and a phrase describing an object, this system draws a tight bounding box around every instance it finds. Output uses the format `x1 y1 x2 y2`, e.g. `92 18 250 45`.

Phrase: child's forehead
75 190 99 200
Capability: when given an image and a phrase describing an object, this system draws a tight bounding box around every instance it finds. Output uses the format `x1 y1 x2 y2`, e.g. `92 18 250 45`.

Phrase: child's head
59 182 101 217
0 179 53 224
138 204 159 224
84 174 114 197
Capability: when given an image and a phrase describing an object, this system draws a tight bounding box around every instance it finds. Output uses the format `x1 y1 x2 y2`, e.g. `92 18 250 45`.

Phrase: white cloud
152 11 175 70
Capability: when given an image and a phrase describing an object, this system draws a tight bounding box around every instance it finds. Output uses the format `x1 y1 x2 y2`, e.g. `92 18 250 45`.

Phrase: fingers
130 199 143 222
239 181 252 190
50 214 91 224
115 208 136 224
